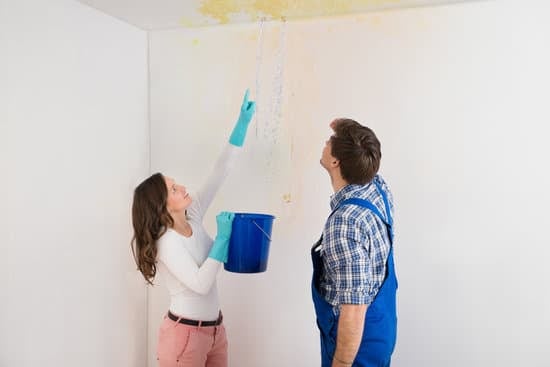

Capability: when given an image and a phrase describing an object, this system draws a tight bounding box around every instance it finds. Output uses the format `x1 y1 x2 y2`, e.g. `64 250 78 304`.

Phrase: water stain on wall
282 193 291 203
199 0 402 24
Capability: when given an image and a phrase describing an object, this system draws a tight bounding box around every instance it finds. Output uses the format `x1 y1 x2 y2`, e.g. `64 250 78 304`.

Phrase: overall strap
340 198 388 226
373 180 393 227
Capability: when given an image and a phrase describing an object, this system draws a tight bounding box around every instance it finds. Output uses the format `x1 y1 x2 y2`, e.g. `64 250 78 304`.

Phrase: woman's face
164 176 192 214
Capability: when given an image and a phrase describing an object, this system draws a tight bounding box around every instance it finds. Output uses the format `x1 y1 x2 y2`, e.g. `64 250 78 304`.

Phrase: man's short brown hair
330 118 381 185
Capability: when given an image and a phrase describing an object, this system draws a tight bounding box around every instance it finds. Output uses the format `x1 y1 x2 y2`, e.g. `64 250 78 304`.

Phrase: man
312 118 397 367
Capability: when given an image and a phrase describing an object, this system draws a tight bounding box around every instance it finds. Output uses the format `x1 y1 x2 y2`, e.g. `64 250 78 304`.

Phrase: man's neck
331 174 348 193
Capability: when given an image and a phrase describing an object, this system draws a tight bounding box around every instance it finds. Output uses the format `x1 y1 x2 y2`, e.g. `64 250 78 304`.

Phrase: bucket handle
252 220 272 241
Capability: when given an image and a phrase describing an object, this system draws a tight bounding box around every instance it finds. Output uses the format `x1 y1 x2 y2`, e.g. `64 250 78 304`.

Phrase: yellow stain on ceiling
199 0 402 24
199 0 240 24
180 16 196 27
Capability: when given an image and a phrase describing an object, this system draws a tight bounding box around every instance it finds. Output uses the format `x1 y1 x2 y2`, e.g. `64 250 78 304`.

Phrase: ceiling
77 0 478 30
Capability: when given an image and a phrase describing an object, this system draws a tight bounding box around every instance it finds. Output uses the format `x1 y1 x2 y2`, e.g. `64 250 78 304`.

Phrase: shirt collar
330 184 364 210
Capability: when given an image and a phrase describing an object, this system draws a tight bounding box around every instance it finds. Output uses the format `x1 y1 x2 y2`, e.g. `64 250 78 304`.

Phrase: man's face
320 137 336 170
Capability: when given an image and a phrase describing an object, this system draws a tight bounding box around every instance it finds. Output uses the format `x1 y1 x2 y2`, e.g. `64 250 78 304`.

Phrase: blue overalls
311 182 397 367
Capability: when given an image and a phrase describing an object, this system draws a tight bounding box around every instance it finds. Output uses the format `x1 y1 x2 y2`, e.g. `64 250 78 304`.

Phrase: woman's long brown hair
131 173 174 285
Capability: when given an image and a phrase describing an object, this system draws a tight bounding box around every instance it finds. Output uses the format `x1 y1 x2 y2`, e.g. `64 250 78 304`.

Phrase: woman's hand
208 211 235 263
229 89 256 147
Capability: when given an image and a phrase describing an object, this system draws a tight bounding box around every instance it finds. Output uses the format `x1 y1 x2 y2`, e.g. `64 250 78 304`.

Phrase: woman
131 90 256 367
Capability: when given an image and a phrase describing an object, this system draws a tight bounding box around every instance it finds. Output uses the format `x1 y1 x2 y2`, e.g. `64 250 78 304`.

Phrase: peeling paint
199 0 402 24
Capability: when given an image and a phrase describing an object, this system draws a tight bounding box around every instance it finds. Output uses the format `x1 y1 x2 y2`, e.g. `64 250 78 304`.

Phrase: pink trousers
157 314 228 367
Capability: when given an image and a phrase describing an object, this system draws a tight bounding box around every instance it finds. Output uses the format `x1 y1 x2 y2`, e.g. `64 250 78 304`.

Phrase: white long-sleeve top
156 144 239 320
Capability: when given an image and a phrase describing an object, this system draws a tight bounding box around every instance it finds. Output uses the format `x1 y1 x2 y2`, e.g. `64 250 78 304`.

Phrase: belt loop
170 312 182 328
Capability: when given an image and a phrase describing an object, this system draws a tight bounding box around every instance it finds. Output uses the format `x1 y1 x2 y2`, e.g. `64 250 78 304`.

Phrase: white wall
3 0 545 366
148 0 549 366
0 1 149 366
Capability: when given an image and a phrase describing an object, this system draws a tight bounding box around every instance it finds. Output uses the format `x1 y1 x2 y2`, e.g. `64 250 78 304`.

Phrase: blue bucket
224 213 275 273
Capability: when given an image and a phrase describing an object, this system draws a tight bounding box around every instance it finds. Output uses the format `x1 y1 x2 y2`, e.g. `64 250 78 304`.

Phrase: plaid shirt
320 175 394 312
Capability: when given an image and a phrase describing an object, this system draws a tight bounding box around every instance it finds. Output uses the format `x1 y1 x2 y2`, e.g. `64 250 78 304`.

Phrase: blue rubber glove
229 89 256 147
208 211 235 263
